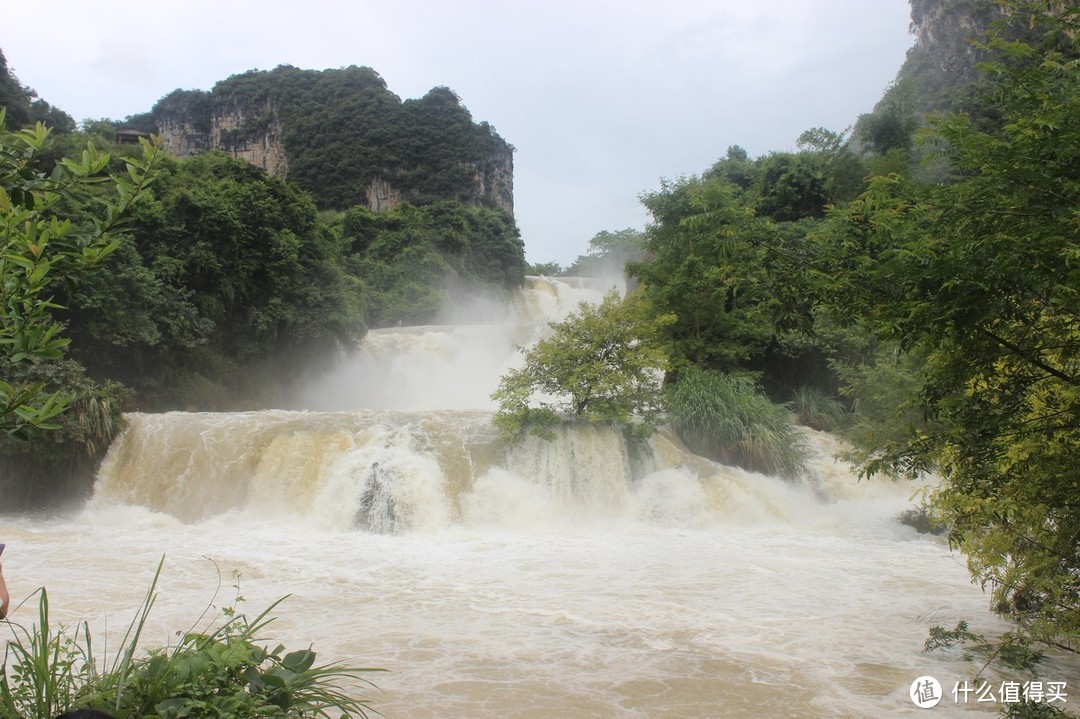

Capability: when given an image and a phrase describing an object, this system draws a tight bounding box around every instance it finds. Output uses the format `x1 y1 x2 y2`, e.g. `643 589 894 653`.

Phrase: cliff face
479 139 515 216
159 105 288 177
895 0 1016 112
151 67 514 216
213 100 289 179
365 176 402 211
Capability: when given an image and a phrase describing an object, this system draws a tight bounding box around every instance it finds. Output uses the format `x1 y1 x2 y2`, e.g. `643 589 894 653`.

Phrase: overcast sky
3 0 914 266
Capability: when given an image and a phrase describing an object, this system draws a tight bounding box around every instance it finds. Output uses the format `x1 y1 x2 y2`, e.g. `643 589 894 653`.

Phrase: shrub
895 504 947 535
790 385 848 432
0 360 129 510
666 368 809 478
0 560 381 719
105 601 380 719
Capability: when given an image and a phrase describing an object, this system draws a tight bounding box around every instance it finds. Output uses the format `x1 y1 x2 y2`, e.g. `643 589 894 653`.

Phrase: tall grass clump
666 368 810 478
1 559 382 719
0 589 94 719
790 385 849 432
2 559 161 719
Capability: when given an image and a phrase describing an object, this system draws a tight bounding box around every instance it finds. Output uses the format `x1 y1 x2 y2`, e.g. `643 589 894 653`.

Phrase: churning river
5 278 1076 718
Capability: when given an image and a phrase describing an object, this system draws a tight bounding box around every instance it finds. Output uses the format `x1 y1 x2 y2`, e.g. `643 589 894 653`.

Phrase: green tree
565 228 645 278
854 79 920 157
527 260 562 276
630 176 775 373
817 1 1080 646
342 199 524 328
0 50 75 132
60 151 366 408
752 152 831 222
1 113 158 435
492 291 672 439
707 145 757 190
796 127 868 204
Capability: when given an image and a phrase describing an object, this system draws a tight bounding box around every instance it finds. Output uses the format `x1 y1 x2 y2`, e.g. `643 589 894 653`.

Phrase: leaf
282 648 316 673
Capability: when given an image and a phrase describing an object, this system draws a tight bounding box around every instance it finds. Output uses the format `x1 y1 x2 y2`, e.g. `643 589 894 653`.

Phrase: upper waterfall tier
291 276 622 411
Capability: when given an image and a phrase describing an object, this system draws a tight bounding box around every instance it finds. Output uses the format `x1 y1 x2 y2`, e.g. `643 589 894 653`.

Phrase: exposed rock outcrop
365 177 402 212
150 67 514 216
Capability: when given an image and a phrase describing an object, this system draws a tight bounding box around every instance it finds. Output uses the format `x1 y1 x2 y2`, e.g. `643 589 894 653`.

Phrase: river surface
4 278 1076 718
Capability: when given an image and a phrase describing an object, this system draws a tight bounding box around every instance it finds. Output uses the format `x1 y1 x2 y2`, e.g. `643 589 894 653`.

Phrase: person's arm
0 561 9 619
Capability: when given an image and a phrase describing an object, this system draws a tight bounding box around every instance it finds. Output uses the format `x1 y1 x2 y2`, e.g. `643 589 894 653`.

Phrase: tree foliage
527 260 562 276
1 112 158 435
630 177 773 373
627 128 885 398
492 291 672 439
0 50 75 133
564 228 646 278
58 151 367 409
629 170 836 387
815 0 1080 645
150 66 513 212
340 200 525 328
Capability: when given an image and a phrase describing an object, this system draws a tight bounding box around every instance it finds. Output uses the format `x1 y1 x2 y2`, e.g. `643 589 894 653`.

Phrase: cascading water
294 276 615 411
7 277 1076 718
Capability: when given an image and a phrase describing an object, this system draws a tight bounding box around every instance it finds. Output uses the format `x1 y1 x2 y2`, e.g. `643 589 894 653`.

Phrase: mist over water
13 276 1074 718
292 276 621 411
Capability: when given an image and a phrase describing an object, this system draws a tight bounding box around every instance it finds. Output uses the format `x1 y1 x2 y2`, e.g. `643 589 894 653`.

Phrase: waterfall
93 407 820 528
290 276 619 411
11 275 1043 719
93 276 916 532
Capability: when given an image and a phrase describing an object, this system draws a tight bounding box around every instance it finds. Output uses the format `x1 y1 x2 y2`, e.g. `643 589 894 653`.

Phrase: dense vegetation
59 151 367 409
0 60 525 508
492 291 671 440
3 0 1078 709
0 113 159 506
144 65 513 212
0 562 380 719
338 200 524 327
0 50 74 134
495 1 1080 681
814 3 1080 653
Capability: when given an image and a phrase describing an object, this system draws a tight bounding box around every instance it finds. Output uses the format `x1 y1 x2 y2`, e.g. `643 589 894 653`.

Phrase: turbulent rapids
11 277 1059 718
94 276 826 531
90 276 849 532
93 408 846 531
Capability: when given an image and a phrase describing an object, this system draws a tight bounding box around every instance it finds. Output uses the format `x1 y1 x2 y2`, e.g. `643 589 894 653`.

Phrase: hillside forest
0 56 526 505
2 0 1079 685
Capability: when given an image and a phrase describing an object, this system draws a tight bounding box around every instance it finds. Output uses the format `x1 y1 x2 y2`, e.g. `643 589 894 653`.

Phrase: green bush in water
666 368 809 478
